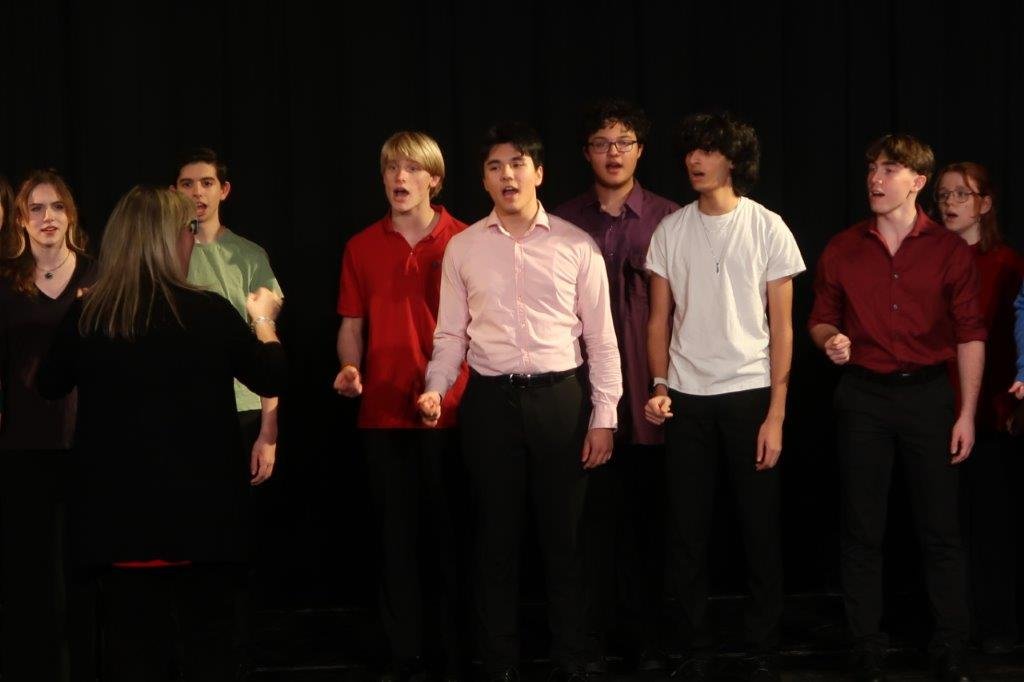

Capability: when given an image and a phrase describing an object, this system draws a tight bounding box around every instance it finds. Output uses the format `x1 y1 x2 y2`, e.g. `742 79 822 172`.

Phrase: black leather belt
846 363 946 386
471 366 581 388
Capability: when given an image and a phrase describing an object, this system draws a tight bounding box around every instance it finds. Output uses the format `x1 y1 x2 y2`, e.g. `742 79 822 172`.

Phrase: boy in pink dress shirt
418 121 622 682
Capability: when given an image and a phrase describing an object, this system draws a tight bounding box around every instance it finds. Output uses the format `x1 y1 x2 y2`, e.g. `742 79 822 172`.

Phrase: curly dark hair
480 121 544 169
579 98 651 148
677 112 760 196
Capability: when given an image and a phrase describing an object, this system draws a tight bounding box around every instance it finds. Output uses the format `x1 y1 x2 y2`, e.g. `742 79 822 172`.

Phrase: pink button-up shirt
425 205 622 429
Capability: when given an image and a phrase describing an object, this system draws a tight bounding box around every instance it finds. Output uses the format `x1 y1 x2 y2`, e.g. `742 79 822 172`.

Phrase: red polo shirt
338 206 468 429
808 208 986 373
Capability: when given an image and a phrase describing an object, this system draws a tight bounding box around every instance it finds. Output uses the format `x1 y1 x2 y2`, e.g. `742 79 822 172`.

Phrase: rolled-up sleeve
807 244 844 331
946 240 987 344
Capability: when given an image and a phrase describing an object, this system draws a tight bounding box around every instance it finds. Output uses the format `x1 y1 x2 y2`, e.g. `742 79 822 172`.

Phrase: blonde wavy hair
80 186 199 338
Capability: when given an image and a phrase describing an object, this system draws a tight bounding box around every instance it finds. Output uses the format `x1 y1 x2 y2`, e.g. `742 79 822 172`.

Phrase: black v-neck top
0 255 97 450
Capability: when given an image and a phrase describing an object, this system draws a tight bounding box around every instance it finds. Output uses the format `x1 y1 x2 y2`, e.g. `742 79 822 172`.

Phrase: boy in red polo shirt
334 131 468 682
809 134 984 682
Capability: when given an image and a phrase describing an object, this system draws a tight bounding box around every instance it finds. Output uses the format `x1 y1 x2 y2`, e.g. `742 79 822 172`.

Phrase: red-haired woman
0 170 96 681
937 161 1024 654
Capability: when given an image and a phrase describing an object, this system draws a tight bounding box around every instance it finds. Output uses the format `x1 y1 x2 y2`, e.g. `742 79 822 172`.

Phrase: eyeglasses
935 189 981 204
187 218 199 235
587 138 638 154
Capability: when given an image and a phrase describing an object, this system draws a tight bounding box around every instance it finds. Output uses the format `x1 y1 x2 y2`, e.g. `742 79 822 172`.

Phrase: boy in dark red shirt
809 134 984 682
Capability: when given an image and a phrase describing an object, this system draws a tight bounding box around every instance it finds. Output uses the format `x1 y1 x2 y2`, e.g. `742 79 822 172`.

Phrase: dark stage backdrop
2 1 1023 610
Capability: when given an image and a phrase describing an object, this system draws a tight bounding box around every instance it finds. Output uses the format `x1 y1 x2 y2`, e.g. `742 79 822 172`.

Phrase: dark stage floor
247 594 1024 681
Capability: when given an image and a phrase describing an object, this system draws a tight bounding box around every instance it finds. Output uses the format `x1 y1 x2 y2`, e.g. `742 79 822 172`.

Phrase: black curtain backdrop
2 1 1023 610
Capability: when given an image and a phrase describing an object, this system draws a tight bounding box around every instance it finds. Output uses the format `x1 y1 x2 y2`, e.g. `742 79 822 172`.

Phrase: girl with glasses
936 161 1024 656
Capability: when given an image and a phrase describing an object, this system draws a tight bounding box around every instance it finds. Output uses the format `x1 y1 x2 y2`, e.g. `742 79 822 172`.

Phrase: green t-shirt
187 228 283 412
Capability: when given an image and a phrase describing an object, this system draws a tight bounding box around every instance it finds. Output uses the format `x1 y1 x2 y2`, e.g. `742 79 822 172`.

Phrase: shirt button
892 303 899 311
892 272 899 279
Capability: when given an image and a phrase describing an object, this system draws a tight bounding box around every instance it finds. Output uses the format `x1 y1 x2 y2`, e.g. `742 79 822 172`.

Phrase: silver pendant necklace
696 205 737 275
39 249 72 280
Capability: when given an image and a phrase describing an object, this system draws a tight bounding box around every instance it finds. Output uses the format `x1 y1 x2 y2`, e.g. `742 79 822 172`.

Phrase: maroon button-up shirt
554 182 679 445
808 207 986 374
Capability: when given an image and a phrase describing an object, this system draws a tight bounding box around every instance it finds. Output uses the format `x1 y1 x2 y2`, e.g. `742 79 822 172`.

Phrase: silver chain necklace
38 248 72 280
696 204 738 275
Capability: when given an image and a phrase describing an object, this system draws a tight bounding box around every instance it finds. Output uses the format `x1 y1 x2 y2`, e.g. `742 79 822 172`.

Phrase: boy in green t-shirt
173 147 283 484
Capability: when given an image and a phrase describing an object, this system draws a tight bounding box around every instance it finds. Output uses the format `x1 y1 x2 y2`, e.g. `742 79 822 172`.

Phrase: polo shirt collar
382 205 450 241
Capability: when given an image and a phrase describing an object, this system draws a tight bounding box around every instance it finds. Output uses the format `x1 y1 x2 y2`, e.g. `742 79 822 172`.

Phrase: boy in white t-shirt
644 112 805 682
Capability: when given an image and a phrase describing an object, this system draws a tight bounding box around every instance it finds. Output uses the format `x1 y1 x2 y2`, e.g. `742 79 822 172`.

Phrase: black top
0 255 97 450
38 286 287 565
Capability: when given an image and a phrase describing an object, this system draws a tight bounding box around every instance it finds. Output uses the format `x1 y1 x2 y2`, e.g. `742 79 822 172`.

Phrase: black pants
235 409 262 676
663 387 782 654
835 371 968 654
0 449 71 682
363 428 463 672
460 371 590 675
97 563 243 681
581 443 666 656
962 430 1020 643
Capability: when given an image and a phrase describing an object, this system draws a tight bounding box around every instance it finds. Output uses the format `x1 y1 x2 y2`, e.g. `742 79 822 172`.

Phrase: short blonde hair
380 131 446 198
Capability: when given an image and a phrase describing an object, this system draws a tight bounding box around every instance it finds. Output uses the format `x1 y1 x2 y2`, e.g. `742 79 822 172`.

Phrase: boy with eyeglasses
808 134 983 682
553 97 678 674
644 112 804 682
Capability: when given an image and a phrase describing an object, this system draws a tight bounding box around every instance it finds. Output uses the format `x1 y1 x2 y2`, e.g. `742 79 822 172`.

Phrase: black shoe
932 646 972 682
671 656 712 681
747 654 781 682
636 647 668 672
849 648 885 682
547 667 589 682
380 659 425 682
489 668 520 682
980 635 1015 655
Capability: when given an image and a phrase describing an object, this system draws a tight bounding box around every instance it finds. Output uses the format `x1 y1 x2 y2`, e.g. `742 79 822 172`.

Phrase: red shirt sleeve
808 241 843 331
946 239 986 344
337 239 365 317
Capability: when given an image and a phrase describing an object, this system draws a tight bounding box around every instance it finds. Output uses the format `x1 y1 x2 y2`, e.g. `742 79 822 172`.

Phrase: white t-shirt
646 197 805 396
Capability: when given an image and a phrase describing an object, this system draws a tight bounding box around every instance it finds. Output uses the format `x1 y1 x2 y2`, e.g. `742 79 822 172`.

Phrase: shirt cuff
424 374 451 397
588 403 618 430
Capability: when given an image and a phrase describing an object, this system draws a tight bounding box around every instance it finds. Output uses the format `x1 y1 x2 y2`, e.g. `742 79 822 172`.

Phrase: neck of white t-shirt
698 188 740 216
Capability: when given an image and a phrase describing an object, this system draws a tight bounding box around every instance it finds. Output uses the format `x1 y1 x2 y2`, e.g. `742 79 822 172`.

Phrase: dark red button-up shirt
808 208 985 373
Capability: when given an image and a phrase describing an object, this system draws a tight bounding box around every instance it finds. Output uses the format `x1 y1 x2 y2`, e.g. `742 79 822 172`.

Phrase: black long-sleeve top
39 286 287 565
